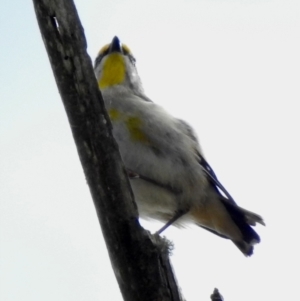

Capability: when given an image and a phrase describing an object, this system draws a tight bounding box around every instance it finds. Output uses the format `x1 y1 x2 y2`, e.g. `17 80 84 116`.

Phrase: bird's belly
129 179 178 223
109 113 208 210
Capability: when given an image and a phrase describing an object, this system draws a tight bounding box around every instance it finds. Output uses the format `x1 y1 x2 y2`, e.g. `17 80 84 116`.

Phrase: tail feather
198 224 255 256
237 206 265 226
233 241 254 256
221 199 263 256
191 194 264 256
220 197 261 245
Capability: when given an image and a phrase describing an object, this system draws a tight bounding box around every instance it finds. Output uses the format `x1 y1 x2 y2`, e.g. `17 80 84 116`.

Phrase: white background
1 0 299 300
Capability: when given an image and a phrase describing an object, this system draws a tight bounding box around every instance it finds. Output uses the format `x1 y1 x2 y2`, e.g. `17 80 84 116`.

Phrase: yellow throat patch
98 53 126 89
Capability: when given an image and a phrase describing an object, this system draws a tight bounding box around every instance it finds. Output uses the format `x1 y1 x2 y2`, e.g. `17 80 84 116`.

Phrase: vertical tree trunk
32 1 184 300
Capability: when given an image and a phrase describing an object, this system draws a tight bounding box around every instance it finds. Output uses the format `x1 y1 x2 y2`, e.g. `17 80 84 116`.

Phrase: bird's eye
94 54 104 68
122 47 129 55
129 54 136 66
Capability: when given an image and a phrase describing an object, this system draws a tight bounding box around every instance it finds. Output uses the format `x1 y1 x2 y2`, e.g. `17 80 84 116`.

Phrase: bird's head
94 36 143 93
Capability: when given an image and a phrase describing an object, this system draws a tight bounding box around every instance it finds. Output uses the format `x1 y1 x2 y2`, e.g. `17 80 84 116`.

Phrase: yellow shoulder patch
108 109 150 144
125 116 149 143
108 108 121 121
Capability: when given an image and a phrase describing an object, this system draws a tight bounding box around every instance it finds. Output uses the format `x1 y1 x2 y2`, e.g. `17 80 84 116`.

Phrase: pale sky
1 0 300 300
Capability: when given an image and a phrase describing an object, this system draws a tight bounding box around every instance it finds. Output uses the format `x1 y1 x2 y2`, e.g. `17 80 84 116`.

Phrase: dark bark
210 288 224 301
32 0 183 300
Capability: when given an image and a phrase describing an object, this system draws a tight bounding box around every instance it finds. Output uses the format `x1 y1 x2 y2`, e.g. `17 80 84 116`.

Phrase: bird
94 36 265 256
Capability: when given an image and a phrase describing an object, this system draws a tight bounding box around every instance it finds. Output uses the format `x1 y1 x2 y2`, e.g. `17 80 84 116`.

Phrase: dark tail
221 197 264 255
192 194 265 256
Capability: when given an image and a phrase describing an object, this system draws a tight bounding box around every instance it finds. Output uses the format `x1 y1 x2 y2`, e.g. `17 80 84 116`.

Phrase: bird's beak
109 36 122 53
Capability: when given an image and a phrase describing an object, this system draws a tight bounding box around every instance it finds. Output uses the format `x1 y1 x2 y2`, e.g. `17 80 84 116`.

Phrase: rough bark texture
32 1 184 301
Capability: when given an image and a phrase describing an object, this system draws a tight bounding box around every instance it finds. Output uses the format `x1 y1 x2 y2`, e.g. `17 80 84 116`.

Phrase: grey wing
177 119 237 205
134 92 153 102
176 119 199 145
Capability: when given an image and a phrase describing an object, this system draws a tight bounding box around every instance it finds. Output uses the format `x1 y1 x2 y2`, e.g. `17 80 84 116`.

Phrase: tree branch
32 0 183 300
211 288 224 301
